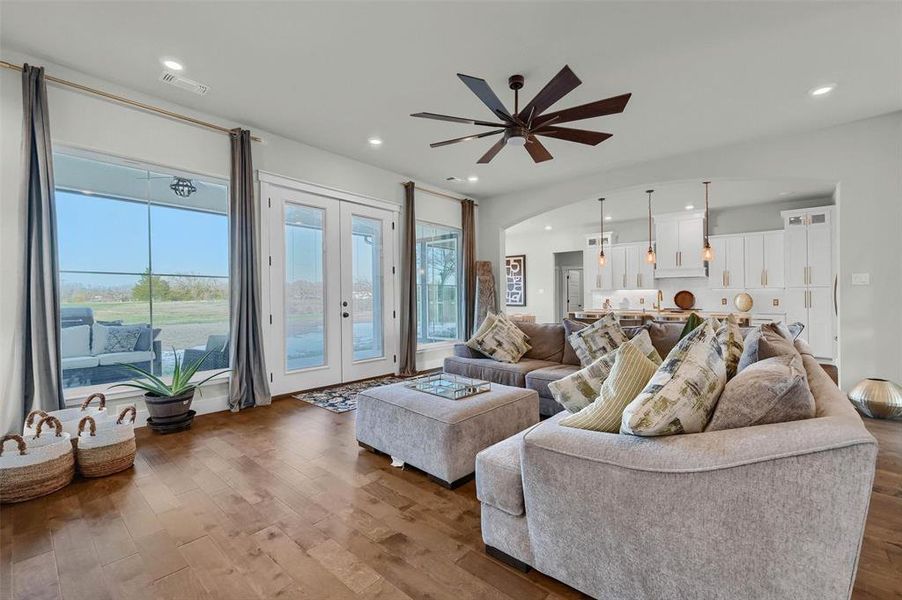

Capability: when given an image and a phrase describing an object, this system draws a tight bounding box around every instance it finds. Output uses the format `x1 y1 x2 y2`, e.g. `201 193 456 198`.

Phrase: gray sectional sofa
474 339 876 600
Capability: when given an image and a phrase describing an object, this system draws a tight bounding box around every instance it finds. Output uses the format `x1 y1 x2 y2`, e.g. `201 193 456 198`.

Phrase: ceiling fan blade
533 93 632 126
477 137 507 164
430 129 505 148
534 126 613 146
410 112 508 127
517 65 581 120
457 74 513 121
524 136 553 163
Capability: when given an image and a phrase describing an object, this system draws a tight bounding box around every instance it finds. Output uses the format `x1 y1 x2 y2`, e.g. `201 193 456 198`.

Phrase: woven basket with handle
1 416 75 504
76 406 137 478
23 392 108 445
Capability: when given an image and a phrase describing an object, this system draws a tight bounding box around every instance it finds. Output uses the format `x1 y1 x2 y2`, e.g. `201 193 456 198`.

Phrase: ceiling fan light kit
412 65 631 163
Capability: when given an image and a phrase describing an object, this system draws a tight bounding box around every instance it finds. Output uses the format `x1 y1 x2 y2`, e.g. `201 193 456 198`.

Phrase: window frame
53 147 232 403
414 219 464 348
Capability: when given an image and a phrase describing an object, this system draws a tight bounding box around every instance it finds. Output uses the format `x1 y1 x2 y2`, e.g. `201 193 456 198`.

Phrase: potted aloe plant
113 348 228 428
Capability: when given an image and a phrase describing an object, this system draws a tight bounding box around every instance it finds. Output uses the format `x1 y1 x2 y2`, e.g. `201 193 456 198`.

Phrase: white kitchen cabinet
638 245 655 289
785 287 836 360
611 245 627 290
781 206 836 360
783 207 833 288
708 234 744 289
744 231 784 289
653 211 707 278
584 234 614 291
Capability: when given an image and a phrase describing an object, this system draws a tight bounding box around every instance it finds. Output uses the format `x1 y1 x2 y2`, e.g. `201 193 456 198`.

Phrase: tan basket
75 406 137 478
1 416 75 504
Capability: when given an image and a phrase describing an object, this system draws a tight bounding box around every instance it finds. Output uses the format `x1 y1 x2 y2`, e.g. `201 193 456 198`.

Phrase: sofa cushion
562 319 588 365
476 427 531 516
62 355 100 370
471 318 531 363
643 321 685 360
60 324 91 358
525 365 580 399
517 322 565 362
757 324 803 362
98 350 154 366
443 356 558 389
621 321 726 436
92 323 143 355
560 342 659 433
568 313 628 366
548 330 661 414
707 354 815 431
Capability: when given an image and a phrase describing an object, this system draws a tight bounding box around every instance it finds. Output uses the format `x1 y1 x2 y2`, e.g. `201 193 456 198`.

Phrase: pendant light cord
703 181 711 244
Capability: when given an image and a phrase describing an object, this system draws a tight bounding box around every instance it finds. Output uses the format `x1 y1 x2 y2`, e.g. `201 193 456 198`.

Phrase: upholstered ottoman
355 381 539 488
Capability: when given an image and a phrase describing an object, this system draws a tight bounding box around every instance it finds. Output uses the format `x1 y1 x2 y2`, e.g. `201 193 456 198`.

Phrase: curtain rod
1 60 263 143
405 182 475 204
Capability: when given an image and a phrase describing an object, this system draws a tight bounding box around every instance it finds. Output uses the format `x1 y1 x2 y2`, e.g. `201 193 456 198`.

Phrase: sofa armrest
519 417 877 599
452 343 483 359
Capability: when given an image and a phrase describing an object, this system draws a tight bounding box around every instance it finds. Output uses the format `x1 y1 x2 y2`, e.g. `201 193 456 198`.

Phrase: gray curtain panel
228 128 271 411
398 182 418 376
461 199 477 337
21 64 64 426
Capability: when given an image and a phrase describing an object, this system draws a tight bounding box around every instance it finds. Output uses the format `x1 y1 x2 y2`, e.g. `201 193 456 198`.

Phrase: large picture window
54 152 229 395
415 222 462 344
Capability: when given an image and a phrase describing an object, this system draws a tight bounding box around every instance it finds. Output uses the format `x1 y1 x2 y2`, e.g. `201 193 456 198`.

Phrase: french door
262 179 397 395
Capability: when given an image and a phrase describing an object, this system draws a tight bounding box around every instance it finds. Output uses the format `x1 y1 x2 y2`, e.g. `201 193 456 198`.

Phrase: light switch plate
721 297 727 305
851 273 870 286
773 299 780 306
639 297 645 305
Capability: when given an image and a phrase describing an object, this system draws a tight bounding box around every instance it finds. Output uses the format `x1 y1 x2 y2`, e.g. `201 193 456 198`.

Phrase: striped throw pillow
559 342 659 432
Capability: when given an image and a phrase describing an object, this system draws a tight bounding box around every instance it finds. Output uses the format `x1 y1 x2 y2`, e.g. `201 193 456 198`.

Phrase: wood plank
177 536 259 600
12 550 60 600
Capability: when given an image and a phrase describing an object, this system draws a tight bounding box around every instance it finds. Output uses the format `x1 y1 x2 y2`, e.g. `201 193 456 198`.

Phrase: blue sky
57 190 228 285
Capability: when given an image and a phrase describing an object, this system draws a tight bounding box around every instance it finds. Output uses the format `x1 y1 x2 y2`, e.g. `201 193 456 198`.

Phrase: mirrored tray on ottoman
405 373 491 400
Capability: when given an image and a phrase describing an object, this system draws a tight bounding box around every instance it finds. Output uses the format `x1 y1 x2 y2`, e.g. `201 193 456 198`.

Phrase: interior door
563 269 583 314
340 202 396 382
267 186 342 395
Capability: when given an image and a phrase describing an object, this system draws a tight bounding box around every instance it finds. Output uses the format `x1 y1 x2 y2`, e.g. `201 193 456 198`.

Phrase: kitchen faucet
653 289 663 311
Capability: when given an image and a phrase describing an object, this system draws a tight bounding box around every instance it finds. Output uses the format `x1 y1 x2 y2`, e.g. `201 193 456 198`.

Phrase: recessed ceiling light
779 191 791 197
467 175 479 183
162 59 184 71
604 215 612 221
685 204 694 210
809 83 836 97
544 225 552 231
368 137 383 146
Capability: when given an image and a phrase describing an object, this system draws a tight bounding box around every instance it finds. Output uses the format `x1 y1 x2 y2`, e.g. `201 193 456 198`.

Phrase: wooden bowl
674 290 695 310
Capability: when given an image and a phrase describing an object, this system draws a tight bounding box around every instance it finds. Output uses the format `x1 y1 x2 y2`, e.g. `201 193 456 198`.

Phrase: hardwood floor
1 399 899 600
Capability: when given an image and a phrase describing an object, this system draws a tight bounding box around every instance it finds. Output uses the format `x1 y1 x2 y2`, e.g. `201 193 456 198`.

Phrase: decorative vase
848 378 902 420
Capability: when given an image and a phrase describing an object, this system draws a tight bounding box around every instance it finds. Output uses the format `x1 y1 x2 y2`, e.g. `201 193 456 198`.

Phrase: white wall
483 112 902 390
0 49 465 430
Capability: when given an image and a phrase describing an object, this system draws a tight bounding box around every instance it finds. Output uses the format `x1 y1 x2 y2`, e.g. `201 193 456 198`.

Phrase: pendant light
701 181 714 262
645 189 656 264
597 198 607 267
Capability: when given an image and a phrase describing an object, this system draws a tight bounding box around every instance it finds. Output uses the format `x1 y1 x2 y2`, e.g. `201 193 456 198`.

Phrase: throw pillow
60 324 91 358
568 313 628 366
737 321 805 373
621 321 727 436
679 312 705 340
471 318 531 363
757 324 802 361
706 354 815 431
91 323 143 355
549 330 661 413
560 343 660 432
561 319 588 365
715 314 744 380
465 312 498 353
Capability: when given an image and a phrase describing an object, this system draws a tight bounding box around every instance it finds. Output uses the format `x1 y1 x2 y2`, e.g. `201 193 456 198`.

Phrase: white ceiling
2 2 900 198
505 178 835 236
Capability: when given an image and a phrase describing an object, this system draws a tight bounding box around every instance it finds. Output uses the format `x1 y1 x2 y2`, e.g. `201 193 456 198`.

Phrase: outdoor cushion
62 356 100 370
60 324 91 358
98 350 154 366
443 356 557 389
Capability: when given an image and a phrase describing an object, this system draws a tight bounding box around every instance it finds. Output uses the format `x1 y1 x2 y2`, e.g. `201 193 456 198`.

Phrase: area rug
293 371 439 413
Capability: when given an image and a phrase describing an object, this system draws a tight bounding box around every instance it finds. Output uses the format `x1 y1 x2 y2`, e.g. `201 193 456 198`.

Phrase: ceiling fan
411 65 631 164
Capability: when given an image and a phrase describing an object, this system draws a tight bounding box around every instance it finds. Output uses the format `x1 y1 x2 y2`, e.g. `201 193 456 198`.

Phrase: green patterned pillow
549 330 661 413
621 321 726 436
568 313 629 366
466 312 497 352
560 343 659 433
472 317 531 363
714 314 744 380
